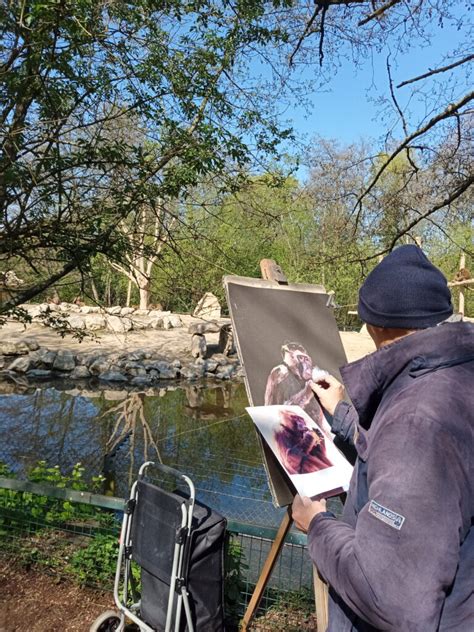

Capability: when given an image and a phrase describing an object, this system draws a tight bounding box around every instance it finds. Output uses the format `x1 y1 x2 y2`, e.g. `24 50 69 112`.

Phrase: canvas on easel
223 274 348 507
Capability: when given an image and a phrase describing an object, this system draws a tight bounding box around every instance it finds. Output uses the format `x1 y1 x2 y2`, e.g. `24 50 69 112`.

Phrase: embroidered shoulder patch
368 500 405 530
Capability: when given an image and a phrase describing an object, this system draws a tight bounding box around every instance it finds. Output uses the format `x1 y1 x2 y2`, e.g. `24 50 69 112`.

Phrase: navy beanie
358 245 453 329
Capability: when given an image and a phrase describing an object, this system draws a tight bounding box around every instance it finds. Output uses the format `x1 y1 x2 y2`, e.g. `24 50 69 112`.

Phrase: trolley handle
138 461 196 501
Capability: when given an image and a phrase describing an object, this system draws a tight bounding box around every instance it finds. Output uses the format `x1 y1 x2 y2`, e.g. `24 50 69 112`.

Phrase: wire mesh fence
0 475 317 629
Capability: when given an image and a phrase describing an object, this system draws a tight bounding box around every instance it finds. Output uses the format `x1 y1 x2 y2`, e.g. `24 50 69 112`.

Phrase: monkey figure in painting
264 342 330 434
274 409 333 475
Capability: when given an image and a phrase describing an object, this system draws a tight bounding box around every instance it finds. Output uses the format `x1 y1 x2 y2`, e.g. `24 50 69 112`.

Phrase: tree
0 0 297 313
1 1 471 315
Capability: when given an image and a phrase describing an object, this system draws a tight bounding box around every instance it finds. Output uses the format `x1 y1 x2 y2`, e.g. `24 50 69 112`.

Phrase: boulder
153 361 178 379
70 365 91 379
163 314 182 330
150 317 164 329
120 307 135 316
130 317 149 330
39 350 57 368
53 350 76 371
191 334 207 359
106 316 133 333
84 314 106 330
193 292 221 320
106 306 122 315
188 321 221 335
67 315 86 330
180 364 205 380
0 356 4 369
98 371 128 382
23 337 40 351
134 309 150 316
204 359 219 373
8 356 31 372
0 341 27 356
215 364 236 380
148 309 170 319
89 359 111 375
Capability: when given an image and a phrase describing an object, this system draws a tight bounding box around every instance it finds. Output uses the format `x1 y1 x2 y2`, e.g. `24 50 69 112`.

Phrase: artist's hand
292 495 327 533
310 374 345 416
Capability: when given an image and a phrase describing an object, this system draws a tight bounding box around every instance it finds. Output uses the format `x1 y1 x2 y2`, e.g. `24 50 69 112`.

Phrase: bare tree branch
358 0 402 27
397 54 474 89
353 90 474 228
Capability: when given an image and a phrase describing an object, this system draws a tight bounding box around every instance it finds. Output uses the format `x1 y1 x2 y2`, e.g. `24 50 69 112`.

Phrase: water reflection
0 378 286 526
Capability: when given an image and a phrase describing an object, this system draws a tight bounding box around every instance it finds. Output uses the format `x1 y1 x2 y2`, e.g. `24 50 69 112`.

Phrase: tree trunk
126 280 132 307
139 285 149 310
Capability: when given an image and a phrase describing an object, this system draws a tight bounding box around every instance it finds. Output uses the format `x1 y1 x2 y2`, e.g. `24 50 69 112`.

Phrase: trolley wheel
89 610 121 632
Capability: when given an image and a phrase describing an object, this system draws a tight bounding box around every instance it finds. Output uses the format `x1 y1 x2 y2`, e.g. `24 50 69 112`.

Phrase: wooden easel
240 259 329 632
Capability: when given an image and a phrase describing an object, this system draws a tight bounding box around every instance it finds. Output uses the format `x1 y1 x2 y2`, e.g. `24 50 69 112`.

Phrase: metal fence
0 475 316 629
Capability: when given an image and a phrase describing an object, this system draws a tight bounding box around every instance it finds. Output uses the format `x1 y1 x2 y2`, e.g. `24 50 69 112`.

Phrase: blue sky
285 16 468 146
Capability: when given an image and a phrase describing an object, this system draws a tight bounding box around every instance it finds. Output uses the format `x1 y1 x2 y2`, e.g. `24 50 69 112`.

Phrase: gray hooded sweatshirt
307 321 474 631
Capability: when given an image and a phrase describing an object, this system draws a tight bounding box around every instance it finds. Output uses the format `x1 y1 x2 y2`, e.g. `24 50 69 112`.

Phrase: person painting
274 409 333 475
292 245 474 631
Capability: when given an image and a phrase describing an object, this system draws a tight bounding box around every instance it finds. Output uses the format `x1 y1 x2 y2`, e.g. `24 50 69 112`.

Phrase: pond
0 377 288 527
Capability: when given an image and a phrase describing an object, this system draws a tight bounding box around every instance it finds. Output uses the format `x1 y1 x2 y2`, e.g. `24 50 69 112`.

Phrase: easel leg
313 566 329 631
240 507 292 631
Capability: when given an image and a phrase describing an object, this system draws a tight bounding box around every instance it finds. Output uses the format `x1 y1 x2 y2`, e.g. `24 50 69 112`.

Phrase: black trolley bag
131 477 227 631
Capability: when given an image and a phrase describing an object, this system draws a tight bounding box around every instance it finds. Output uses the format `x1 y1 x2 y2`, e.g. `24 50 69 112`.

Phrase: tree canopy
1 0 472 313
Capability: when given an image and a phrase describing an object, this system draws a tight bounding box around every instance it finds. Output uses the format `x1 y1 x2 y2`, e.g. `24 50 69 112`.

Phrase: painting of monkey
246 404 352 499
264 342 332 436
274 409 333 475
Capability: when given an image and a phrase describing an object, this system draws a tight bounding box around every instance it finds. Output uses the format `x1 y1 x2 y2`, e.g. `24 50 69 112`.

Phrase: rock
98 371 128 382
26 350 42 368
180 364 205 380
106 306 122 315
39 350 57 368
106 316 133 333
193 292 221 320
84 314 106 330
127 352 145 362
191 334 207 359
130 317 149 330
216 364 236 380
67 315 86 329
8 356 31 372
53 350 76 371
161 314 182 330
89 359 111 375
134 309 150 316
80 305 93 314
26 369 53 379
22 337 40 351
204 359 219 372
148 309 170 319
131 376 153 386
127 366 147 377
0 356 4 369
218 323 235 355
120 307 134 316
188 321 221 335
0 341 25 355
70 365 91 379
211 353 228 365
172 359 181 368
27 303 50 319
150 318 164 329
155 361 178 379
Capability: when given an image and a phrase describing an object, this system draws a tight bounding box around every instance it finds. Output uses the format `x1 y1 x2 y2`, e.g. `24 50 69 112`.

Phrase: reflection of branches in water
102 393 162 483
